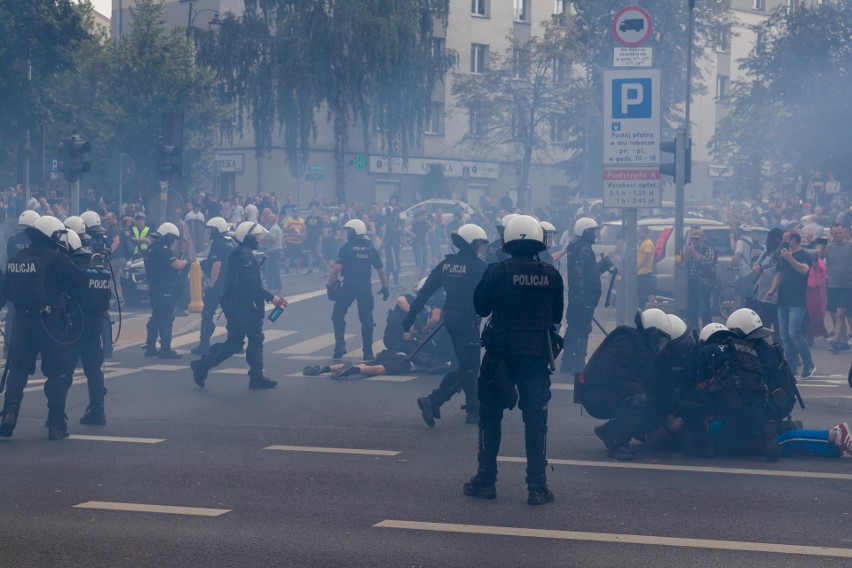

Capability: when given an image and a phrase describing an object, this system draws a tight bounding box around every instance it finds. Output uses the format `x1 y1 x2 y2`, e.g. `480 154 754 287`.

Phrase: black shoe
363 352 374 361
463 476 497 500
607 444 635 462
417 397 440 428
527 485 555 505
143 348 159 357
190 345 209 356
79 406 106 426
159 349 182 359
332 348 346 360
303 365 322 376
249 377 278 389
48 421 70 440
0 408 19 438
331 361 360 380
190 360 208 387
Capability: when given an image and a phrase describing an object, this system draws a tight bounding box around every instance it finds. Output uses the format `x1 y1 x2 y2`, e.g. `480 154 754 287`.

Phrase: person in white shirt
229 196 245 225
185 204 205 222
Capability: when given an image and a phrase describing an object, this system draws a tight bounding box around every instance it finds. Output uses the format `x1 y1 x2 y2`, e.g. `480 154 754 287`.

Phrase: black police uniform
3 229 32 357
561 236 612 373
0 237 86 439
195 233 235 354
384 293 422 354
191 244 277 388
470 255 563 502
407 246 487 423
697 336 776 458
68 246 112 425
143 237 181 357
384 292 452 371
85 228 114 358
579 325 659 461
330 236 384 360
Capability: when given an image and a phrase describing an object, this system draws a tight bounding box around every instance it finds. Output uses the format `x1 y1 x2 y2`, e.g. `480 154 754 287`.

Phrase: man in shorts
302 349 427 380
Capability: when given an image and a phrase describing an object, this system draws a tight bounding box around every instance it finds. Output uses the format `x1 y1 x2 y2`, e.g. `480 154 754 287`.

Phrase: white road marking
286 355 334 361
212 368 248 374
366 375 416 382
497 456 852 481
373 520 852 558
275 333 354 355
264 445 400 456
68 434 165 444
551 384 573 391
141 364 186 372
73 501 230 516
170 327 226 348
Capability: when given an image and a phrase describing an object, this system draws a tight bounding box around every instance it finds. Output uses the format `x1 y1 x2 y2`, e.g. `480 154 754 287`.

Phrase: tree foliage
713 2 852 191
208 0 456 201
451 19 589 207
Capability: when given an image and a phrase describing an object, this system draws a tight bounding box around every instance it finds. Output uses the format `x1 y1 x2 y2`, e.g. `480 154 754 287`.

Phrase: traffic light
156 142 182 180
659 137 691 184
57 135 91 183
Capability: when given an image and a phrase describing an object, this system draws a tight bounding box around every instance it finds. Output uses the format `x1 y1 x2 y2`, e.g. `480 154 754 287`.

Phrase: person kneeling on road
191 221 287 390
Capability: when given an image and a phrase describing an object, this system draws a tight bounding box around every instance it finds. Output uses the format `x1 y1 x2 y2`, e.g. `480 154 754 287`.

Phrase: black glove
379 286 389 301
326 282 340 301
401 315 415 332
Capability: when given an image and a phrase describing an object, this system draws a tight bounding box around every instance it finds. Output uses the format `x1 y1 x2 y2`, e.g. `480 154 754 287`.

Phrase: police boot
464 422 498 500
764 423 781 463
158 327 182 359
526 475 554 506
47 414 70 440
524 424 554 505
416 396 441 428
80 386 107 425
594 422 635 462
332 319 346 359
361 323 375 361
144 318 159 356
248 373 278 389
0 404 20 438
463 470 497 500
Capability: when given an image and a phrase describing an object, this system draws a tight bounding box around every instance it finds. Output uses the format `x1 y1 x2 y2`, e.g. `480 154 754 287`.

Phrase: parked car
399 199 474 225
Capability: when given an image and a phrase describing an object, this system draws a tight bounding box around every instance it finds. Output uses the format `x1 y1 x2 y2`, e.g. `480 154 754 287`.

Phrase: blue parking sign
612 78 652 119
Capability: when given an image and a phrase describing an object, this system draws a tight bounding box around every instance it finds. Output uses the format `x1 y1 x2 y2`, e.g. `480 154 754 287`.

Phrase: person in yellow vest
130 212 151 257
637 225 656 309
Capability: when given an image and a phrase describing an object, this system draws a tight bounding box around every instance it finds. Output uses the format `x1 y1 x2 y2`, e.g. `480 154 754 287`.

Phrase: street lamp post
180 0 223 38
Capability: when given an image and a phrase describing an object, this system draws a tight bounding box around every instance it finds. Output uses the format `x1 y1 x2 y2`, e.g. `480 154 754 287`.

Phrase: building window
432 37 445 58
716 75 730 99
787 0 798 14
471 0 487 17
514 0 528 22
553 0 566 15
469 109 485 138
717 27 731 52
512 48 525 79
549 113 568 143
426 103 444 135
471 44 488 74
754 30 765 53
753 0 765 10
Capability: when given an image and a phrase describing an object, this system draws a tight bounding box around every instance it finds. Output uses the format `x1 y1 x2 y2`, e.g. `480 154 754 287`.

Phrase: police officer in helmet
327 219 389 360
484 213 517 265
81 210 114 358
143 223 187 359
3 210 40 357
466 215 563 505
191 221 287 389
405 223 488 426
0 216 86 440
558 217 613 374
191 217 235 356
61 220 112 426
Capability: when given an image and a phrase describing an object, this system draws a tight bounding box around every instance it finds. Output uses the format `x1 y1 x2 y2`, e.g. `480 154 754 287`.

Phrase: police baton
604 267 618 308
406 321 445 363
585 307 609 337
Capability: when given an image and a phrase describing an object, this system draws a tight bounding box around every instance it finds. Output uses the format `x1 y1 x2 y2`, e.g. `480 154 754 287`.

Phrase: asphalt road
1 266 851 567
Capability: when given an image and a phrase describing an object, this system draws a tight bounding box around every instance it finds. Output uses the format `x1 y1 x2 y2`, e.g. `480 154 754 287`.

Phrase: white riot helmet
726 308 774 340
573 217 599 238
233 221 269 244
31 216 67 242
156 222 180 239
18 210 40 228
497 213 519 236
451 223 488 251
59 229 83 252
539 221 557 248
415 278 428 294
81 210 106 235
64 215 87 236
664 313 696 356
635 308 673 353
206 216 229 235
502 215 546 255
699 323 732 344
667 314 688 340
343 219 367 240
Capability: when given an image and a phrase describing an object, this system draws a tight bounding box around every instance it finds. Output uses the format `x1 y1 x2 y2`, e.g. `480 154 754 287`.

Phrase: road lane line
212 368 248 374
497 456 852 480
74 501 229 516
141 364 186 372
68 435 165 444
374 520 852 558
366 375 417 382
264 445 400 456
170 327 226 348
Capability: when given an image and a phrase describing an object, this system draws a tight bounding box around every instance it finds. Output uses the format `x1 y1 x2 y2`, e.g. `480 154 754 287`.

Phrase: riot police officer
465 215 563 505
191 217 235 356
0 216 86 440
4 210 40 357
143 223 187 359
60 228 111 425
484 213 517 265
81 210 114 358
538 221 558 265
327 219 388 360
405 223 489 426
558 217 613 374
191 221 287 389
578 308 672 461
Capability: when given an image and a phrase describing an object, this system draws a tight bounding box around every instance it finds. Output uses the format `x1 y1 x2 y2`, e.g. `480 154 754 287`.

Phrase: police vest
340 240 374 282
132 226 150 255
441 253 479 313
711 337 765 392
491 259 553 332
7 249 50 312
71 253 112 312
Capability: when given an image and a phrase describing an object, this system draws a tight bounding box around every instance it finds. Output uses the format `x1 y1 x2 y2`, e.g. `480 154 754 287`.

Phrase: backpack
763 342 800 419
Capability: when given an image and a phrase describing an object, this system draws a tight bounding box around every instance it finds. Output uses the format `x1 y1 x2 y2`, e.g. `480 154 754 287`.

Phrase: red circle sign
612 5 653 47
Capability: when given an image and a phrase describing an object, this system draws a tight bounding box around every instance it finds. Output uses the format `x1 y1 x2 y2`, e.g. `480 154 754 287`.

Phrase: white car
399 199 475 225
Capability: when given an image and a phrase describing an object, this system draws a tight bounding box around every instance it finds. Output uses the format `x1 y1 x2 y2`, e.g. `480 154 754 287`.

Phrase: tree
209 0 456 202
713 2 852 191
0 0 91 185
451 19 589 208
